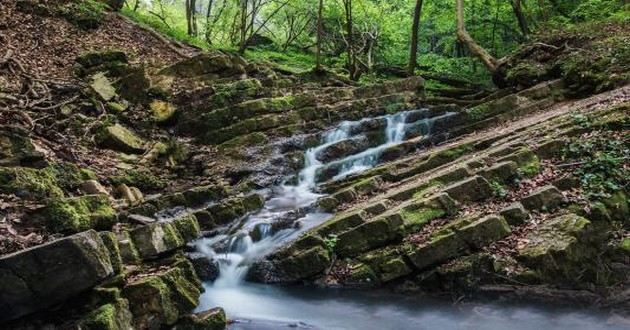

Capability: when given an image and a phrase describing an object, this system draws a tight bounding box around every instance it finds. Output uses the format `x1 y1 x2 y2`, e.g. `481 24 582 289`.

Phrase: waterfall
195 109 447 289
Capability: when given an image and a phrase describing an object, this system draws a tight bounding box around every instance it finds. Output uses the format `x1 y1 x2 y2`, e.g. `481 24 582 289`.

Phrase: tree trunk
407 0 424 75
316 0 324 71
456 0 498 73
511 0 529 37
239 0 248 53
343 0 358 80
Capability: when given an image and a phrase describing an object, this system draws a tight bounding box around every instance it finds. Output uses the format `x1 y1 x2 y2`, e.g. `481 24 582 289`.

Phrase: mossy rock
0 126 46 167
172 215 201 242
400 207 445 234
0 166 63 199
130 222 184 259
80 298 133 330
97 124 147 154
109 169 166 191
58 0 107 30
176 307 227 330
41 195 117 234
457 215 511 249
407 232 468 270
151 100 177 123
123 276 179 327
99 231 123 274
276 246 331 281
443 176 493 204
336 214 404 257
521 185 566 212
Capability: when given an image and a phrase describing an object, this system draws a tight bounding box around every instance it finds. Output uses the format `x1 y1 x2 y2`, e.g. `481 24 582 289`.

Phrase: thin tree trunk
456 0 498 73
407 0 424 75
511 0 529 37
316 0 324 71
239 0 248 52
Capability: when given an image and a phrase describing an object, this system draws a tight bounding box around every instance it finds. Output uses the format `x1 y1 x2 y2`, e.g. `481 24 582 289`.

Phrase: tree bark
456 0 498 73
316 0 324 71
407 0 424 75
511 0 529 37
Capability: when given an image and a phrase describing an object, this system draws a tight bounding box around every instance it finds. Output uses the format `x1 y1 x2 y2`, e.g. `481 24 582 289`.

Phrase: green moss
401 208 445 233
99 232 123 274
468 104 490 121
58 0 107 30
621 238 630 253
124 276 179 325
0 166 63 198
172 215 201 242
44 195 116 233
82 303 117 330
219 132 269 151
109 169 166 191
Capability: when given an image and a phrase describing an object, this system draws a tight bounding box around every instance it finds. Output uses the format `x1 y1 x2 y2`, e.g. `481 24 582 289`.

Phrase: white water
195 110 424 289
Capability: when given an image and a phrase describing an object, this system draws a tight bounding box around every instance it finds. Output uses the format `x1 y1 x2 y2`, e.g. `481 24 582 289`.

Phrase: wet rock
341 262 379 287
316 136 373 163
316 196 339 212
458 215 511 249
242 193 265 212
407 232 468 270
97 124 147 154
187 252 220 282
521 185 566 212
331 187 358 204
130 222 184 259
500 202 530 225
275 246 331 281
0 230 114 322
175 307 227 330
39 194 117 234
443 175 493 203
173 215 201 242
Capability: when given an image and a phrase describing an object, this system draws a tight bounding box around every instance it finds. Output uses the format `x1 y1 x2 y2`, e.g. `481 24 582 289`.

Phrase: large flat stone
443 175 493 203
0 230 114 322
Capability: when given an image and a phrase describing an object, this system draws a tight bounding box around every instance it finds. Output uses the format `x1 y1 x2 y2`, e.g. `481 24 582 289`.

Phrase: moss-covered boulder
521 185 566 212
172 215 201 242
336 214 404 257
480 161 519 183
97 124 147 154
0 230 114 322
458 215 511 249
407 232 468 270
175 307 227 330
109 168 166 191
151 100 177 123
517 213 597 284
0 166 63 198
130 222 185 259
80 298 133 330
443 175 493 203
99 231 123 274
40 195 117 234
274 246 331 282
0 126 45 167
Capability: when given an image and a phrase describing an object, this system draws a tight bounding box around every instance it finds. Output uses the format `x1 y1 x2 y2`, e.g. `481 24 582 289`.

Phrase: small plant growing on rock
324 234 338 254
490 180 508 199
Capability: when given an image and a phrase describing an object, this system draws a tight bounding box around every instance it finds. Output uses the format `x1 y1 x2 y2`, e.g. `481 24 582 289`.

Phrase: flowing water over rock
194 109 621 329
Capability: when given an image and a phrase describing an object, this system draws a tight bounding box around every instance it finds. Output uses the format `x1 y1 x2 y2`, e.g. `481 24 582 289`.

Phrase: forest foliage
120 0 629 83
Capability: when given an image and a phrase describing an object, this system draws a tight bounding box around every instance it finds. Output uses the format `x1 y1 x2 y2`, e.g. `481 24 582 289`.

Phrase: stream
193 110 623 329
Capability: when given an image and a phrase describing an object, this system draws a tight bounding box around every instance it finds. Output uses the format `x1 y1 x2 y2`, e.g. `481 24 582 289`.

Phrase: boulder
0 230 114 322
443 175 493 203
80 298 134 330
124 266 201 328
130 222 185 259
175 307 227 330
407 232 468 270
90 72 117 101
40 194 117 234
275 246 331 281
160 52 246 78
172 215 201 242
80 179 109 195
336 214 404 257
517 214 594 283
151 100 177 123
480 161 519 183
117 230 141 264
458 215 511 248
187 252 220 282
521 185 566 211
98 124 147 154
99 231 123 274
500 202 530 225
0 126 45 167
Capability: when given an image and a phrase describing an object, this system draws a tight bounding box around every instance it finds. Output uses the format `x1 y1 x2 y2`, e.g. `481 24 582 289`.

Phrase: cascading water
194 109 451 313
